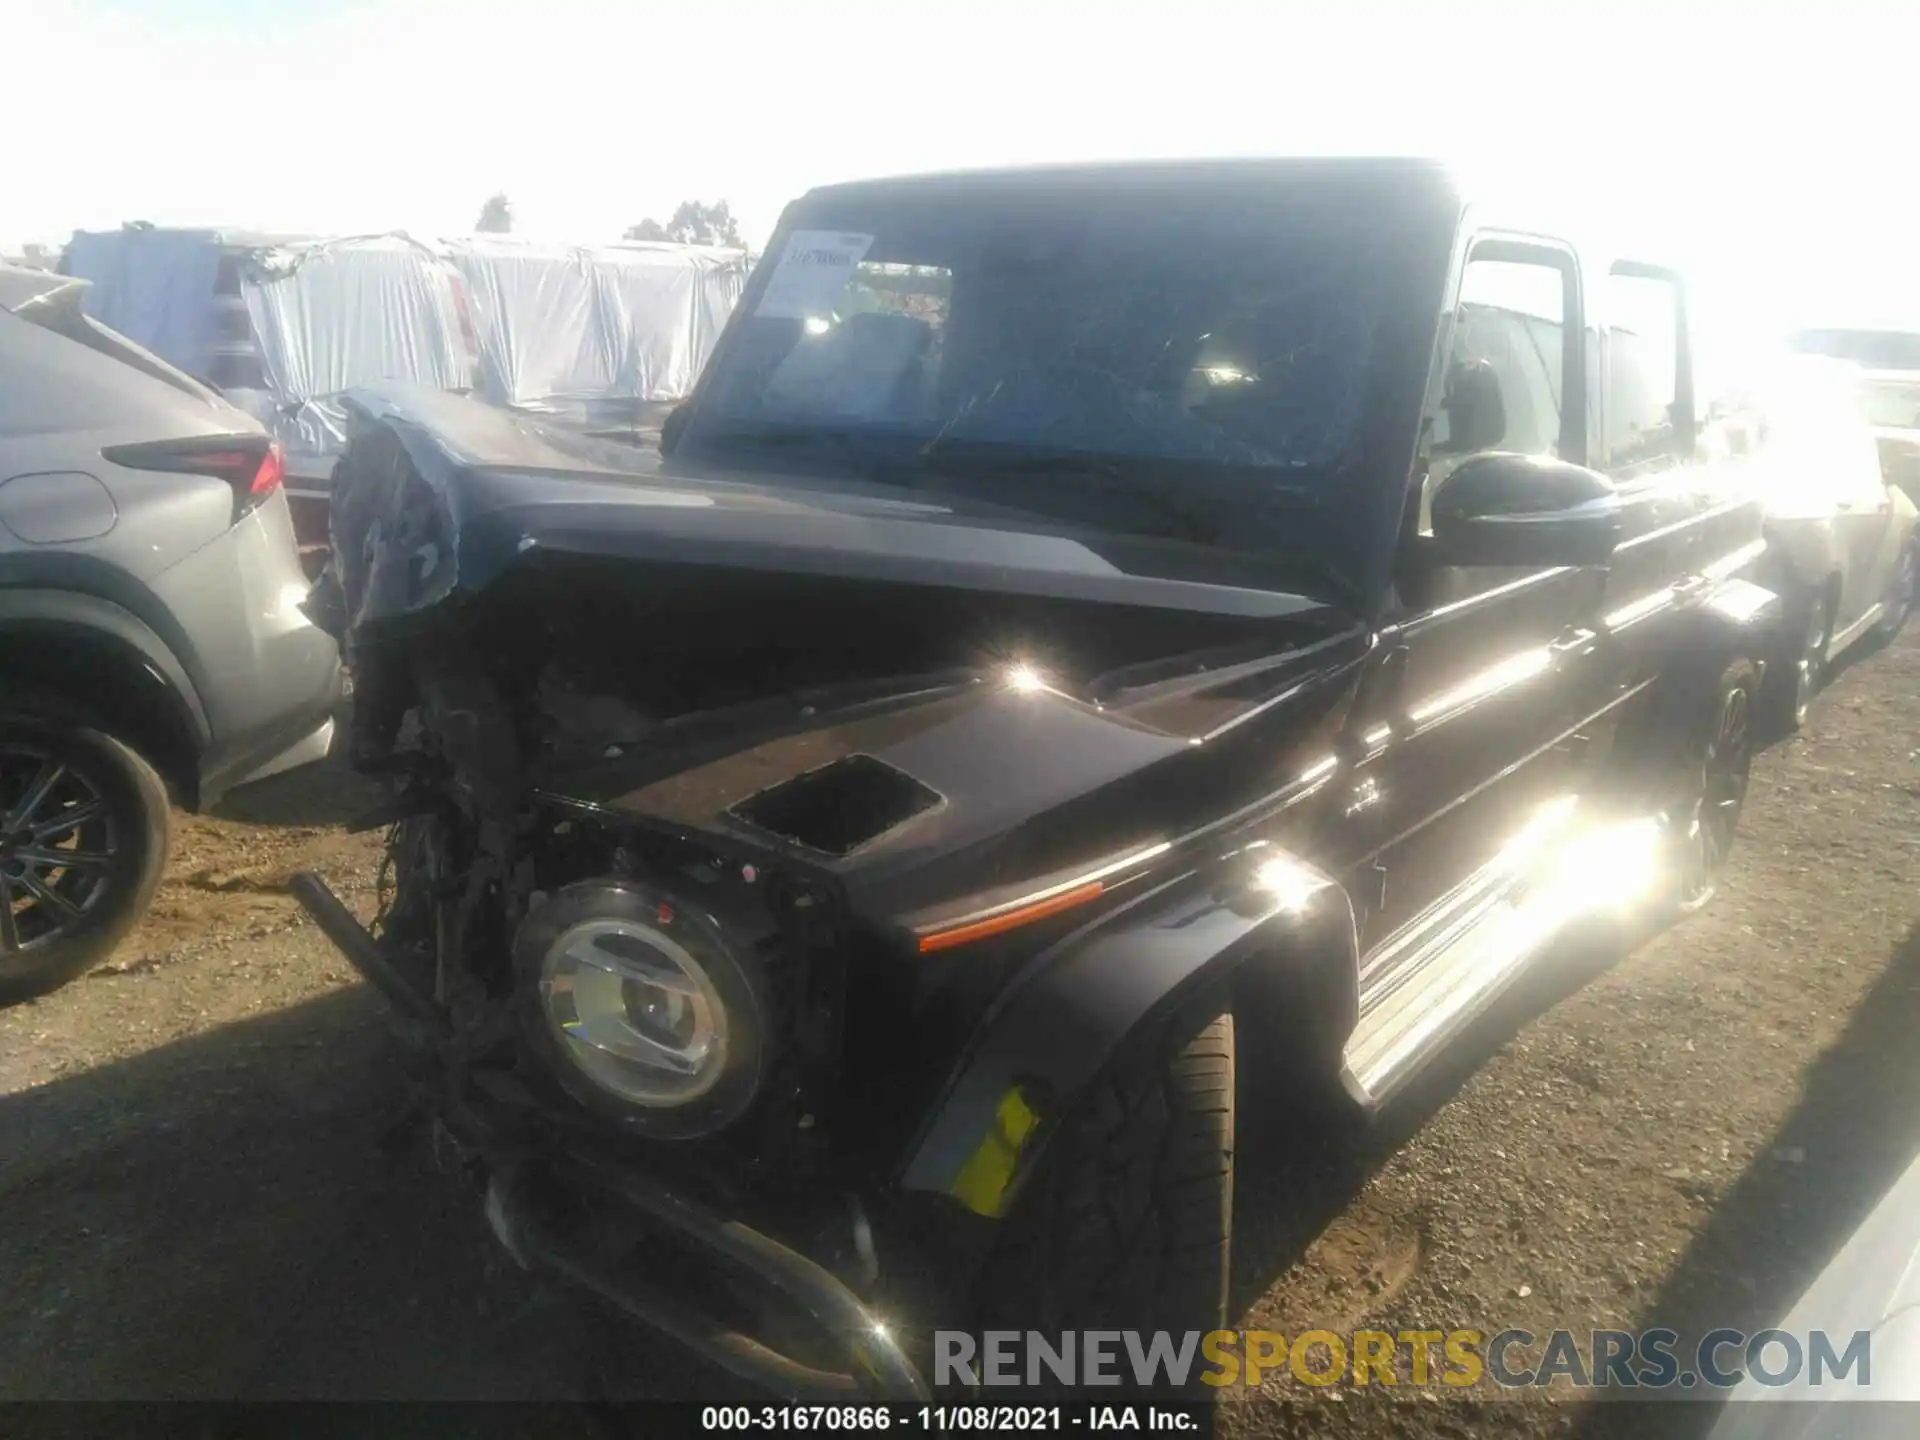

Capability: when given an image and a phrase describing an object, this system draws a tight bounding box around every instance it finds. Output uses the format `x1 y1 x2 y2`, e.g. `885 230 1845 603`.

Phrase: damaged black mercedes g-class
296 158 1781 1402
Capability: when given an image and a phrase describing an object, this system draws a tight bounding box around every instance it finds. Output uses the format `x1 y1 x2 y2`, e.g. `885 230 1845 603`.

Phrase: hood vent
729 754 943 857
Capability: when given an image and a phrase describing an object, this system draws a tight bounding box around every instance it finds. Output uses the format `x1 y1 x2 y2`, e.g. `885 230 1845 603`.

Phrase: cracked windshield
704 213 1380 468
679 188 1439 565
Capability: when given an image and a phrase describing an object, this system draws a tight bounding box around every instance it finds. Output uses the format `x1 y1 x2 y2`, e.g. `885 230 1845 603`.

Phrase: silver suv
0 264 342 1001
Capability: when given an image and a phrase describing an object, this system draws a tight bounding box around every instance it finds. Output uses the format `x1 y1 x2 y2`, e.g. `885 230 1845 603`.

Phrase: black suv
297 158 1780 1401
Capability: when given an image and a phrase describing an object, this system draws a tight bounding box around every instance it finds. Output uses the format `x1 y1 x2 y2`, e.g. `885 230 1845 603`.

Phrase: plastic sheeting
62 228 224 378
59 228 747 481
443 237 747 427
239 236 475 471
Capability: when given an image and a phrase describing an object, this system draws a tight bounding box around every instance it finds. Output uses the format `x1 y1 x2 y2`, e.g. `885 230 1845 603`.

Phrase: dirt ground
2 630 1917 1436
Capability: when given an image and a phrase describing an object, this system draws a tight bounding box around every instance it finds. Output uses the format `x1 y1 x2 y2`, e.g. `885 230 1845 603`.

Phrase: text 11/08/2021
700 1404 1204 1432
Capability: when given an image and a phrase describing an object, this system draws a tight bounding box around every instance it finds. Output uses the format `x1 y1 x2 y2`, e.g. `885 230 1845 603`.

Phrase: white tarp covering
60 227 746 480
239 235 474 469
443 237 747 426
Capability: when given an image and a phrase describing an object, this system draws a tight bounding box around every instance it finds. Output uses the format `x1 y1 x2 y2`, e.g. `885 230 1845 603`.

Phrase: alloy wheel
1673 683 1753 911
0 744 122 956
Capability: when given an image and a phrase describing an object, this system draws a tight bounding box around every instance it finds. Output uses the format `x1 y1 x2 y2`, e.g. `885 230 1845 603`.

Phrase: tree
475 193 512 234
625 199 741 248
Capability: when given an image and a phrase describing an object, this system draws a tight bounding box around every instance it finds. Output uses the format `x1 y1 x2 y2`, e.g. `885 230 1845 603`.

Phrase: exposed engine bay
338 548 1330 1161
321 623 965 1392
351 637 895 1181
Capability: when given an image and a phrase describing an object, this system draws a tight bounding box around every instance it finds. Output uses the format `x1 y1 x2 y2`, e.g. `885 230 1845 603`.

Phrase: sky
4 0 1917 334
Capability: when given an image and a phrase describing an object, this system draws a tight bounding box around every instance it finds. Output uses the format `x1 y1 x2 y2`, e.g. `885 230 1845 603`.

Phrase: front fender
896 847 1357 1220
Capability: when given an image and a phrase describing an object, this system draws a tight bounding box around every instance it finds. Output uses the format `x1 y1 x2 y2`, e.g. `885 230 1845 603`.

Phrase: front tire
0 712 171 1004
971 996 1234 1399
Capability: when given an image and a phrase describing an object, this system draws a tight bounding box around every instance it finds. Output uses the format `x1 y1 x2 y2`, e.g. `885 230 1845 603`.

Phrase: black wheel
1762 593 1830 735
1661 662 1758 914
970 995 1233 1401
1874 543 1916 644
0 714 170 1004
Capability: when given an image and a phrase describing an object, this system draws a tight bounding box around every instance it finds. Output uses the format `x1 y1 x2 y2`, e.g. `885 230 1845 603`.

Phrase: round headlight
540 918 730 1107
516 879 768 1138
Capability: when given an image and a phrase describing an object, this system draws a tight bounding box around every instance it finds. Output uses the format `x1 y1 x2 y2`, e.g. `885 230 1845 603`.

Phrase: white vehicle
1706 1147 1920 1435
1746 354 1917 729
1789 327 1920 506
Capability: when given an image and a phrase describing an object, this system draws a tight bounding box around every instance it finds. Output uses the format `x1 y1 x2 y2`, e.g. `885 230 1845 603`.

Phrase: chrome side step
1341 882 1543 1109
1341 798 1654 1110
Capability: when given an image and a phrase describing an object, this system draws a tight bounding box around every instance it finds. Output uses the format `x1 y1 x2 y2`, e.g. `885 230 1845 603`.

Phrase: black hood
312 383 1337 649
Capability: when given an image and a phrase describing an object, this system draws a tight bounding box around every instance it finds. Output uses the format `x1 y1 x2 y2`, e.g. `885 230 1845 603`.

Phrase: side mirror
1429 453 1623 568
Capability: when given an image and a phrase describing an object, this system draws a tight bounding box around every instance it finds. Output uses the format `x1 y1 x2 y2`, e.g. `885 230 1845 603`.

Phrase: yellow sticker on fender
950 1086 1040 1218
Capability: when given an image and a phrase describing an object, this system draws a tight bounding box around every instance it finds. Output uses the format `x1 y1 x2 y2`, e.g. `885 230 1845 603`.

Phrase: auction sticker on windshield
755 231 875 319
